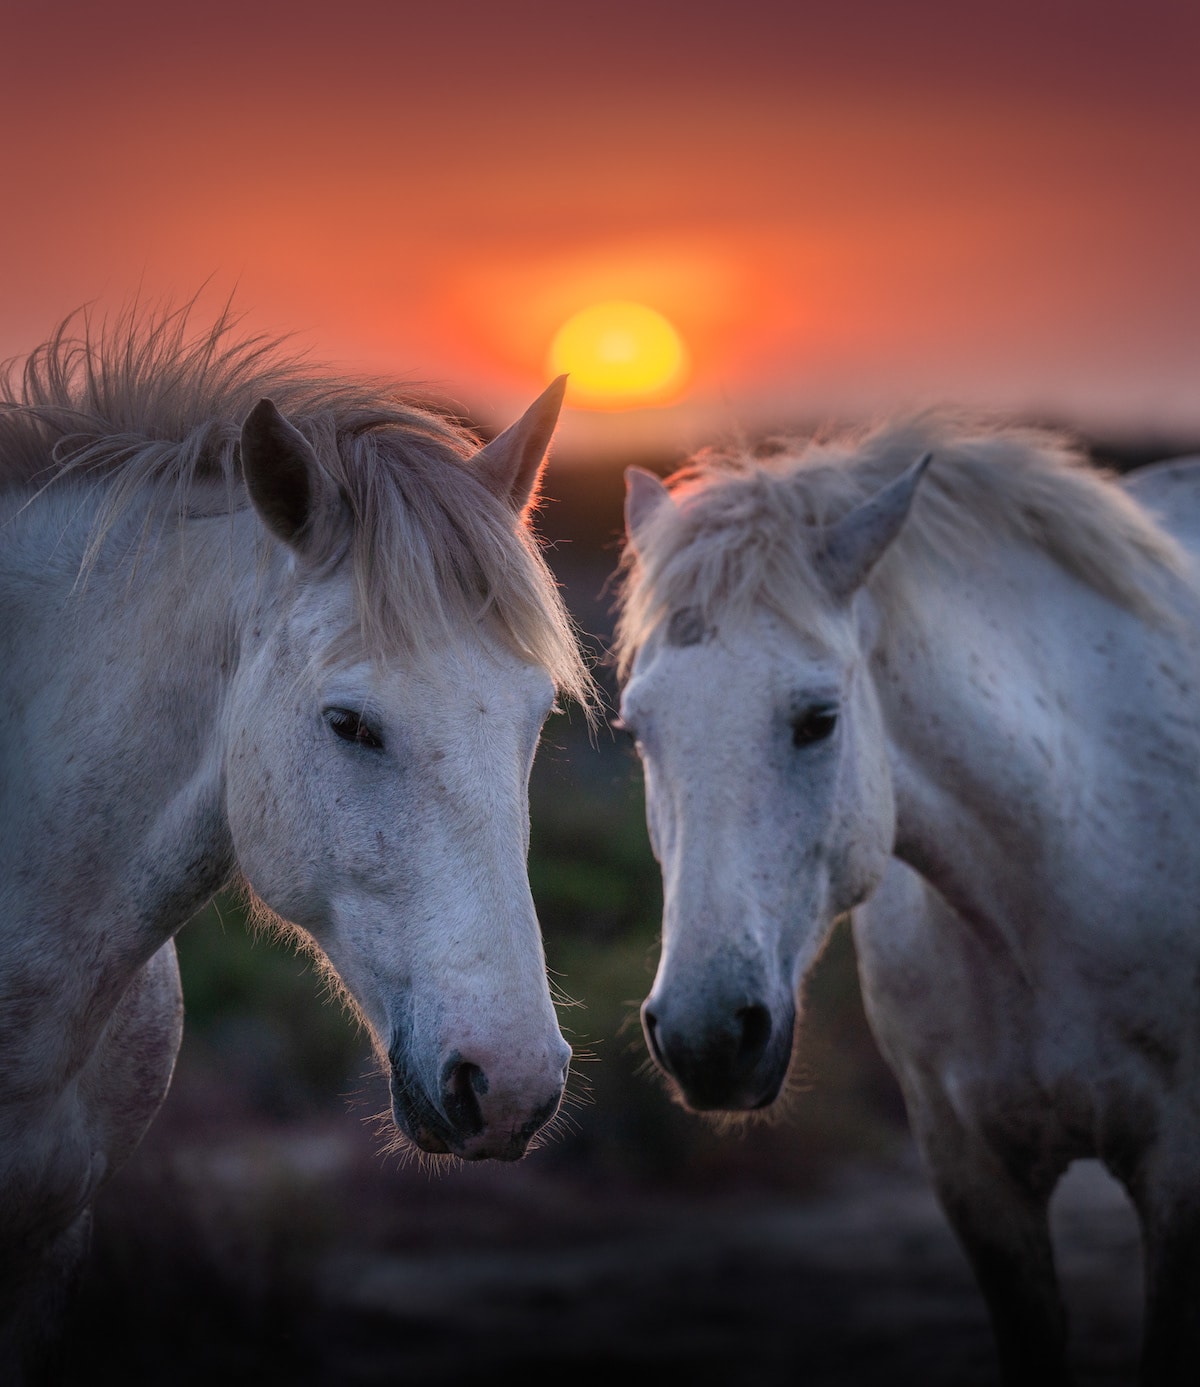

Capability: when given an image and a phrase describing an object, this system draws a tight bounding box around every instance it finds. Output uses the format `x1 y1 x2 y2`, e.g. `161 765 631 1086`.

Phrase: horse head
223 381 577 1160
618 457 928 1111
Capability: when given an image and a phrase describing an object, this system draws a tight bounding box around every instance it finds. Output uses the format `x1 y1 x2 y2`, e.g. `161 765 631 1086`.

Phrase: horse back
1122 454 1200 556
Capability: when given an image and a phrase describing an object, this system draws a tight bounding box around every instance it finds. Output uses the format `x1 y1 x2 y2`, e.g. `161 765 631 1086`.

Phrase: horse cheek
831 736 895 914
224 726 317 924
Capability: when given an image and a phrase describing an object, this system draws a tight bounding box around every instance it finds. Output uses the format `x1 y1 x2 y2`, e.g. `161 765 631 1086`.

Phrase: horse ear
240 398 330 557
624 466 674 554
818 453 932 601
475 375 568 516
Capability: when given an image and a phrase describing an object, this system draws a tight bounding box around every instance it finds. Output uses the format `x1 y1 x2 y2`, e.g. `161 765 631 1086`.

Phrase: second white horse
615 413 1200 1386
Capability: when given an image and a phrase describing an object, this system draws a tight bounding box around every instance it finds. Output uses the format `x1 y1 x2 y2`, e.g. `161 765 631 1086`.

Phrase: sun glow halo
548 300 689 409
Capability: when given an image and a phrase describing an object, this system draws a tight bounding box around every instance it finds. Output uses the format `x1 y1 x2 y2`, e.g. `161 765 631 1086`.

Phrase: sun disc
548 301 689 408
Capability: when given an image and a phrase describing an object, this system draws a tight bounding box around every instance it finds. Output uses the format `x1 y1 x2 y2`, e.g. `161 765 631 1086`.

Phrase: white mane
614 410 1187 677
0 301 593 706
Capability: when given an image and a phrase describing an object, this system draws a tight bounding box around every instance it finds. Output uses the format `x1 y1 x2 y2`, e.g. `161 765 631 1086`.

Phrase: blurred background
6 0 1196 1381
5 0 1200 450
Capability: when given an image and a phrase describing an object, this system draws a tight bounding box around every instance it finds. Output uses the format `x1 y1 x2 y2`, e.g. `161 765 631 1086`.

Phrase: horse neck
870 538 1199 946
0 487 269 967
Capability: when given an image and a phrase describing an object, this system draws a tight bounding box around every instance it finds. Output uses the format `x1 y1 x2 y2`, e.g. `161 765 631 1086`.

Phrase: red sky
4 0 1199 456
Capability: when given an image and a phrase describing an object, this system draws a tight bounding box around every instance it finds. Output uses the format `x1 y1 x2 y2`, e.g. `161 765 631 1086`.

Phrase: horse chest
0 1087 108 1271
939 1041 1168 1187
855 862 1187 1175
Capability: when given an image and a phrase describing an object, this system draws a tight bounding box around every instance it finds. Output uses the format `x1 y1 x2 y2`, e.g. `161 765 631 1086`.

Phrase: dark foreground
66 1081 1143 1387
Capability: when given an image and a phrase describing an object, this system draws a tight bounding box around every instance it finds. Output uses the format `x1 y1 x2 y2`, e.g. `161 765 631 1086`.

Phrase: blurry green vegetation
174 898 372 1121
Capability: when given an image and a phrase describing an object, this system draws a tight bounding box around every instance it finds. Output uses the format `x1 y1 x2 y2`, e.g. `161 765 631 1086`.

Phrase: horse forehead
276 579 551 706
413 649 554 716
353 642 554 718
635 608 840 706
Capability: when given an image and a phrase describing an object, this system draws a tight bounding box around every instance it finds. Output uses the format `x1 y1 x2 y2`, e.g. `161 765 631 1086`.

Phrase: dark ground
63 1055 1145 1387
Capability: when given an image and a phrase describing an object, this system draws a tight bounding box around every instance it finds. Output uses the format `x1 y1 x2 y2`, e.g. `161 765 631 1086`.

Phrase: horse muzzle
641 991 796 1111
388 1045 570 1161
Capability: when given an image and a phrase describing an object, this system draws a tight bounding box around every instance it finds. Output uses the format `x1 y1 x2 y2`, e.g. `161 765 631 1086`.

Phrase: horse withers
615 414 1200 1386
0 306 592 1381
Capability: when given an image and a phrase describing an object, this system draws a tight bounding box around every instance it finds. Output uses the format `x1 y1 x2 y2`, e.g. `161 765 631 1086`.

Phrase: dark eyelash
325 707 384 750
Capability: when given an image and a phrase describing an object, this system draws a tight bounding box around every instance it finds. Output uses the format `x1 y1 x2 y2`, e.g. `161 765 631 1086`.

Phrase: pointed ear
818 453 931 601
240 398 343 562
475 375 568 515
624 466 674 555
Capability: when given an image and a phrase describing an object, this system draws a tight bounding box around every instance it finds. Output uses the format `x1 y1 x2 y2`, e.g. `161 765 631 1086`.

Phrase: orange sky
4 1 1199 457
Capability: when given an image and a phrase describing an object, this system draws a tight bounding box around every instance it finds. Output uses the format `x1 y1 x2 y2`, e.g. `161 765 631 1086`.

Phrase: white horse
615 412 1200 1386
0 306 592 1381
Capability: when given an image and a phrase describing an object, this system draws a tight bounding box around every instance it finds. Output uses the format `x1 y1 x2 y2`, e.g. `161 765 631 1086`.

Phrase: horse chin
457 1132 535 1163
399 1119 536 1163
408 1129 454 1157
672 1067 788 1115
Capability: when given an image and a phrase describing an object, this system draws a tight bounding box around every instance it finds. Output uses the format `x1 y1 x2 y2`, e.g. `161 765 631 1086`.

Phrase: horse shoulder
854 855 1196 1178
852 861 1019 1083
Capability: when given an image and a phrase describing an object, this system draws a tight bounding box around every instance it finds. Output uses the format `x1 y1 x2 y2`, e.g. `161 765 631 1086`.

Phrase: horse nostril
734 1003 772 1069
441 1058 487 1138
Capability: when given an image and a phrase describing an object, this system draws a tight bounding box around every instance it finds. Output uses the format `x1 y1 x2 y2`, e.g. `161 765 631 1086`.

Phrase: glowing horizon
3 2 1199 455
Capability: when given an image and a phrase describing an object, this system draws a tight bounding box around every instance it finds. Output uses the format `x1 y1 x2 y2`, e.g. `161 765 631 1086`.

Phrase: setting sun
548 301 689 410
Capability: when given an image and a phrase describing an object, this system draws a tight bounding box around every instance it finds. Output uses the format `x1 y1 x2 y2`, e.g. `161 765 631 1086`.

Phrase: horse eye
791 704 838 748
325 707 384 750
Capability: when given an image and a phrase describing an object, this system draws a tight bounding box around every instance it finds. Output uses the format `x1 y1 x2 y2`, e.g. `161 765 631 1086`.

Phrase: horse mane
0 301 593 707
613 410 1188 677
